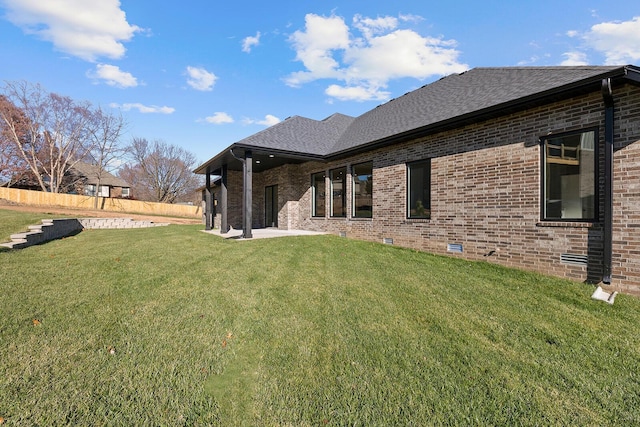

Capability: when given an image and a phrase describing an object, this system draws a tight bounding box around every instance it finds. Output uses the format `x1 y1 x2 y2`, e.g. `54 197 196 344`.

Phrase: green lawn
0 210 71 243
1 209 639 425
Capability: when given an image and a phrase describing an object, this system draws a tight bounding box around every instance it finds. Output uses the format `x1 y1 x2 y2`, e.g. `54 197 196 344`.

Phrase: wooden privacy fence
0 187 201 218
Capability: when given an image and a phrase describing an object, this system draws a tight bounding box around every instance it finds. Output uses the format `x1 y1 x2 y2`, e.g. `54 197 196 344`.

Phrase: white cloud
109 103 175 114
285 13 467 102
2 0 141 61
353 14 398 40
204 112 234 124
285 14 351 86
325 84 389 102
399 14 424 24
583 16 640 64
243 114 281 127
344 30 465 85
560 52 589 66
185 66 217 91
242 32 261 53
88 64 138 88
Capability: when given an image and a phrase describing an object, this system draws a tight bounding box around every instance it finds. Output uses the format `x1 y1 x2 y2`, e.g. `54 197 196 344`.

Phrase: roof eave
193 143 326 175
328 66 632 159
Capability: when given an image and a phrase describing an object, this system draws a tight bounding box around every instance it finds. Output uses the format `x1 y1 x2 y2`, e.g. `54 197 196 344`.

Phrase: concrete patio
201 227 327 240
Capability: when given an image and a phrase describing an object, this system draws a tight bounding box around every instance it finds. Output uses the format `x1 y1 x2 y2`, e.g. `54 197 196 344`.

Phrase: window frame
98 185 110 197
311 171 326 218
85 184 96 197
540 127 599 222
351 161 373 219
329 167 347 218
406 159 431 219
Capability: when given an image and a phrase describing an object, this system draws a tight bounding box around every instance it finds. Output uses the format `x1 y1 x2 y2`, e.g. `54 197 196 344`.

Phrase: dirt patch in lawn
0 199 202 225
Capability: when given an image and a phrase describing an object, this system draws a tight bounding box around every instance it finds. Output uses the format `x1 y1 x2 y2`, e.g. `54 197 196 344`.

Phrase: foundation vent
339 231 346 238
447 243 463 253
383 237 393 245
560 253 588 266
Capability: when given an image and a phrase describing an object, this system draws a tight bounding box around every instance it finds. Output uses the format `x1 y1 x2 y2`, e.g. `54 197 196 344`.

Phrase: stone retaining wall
1 218 169 249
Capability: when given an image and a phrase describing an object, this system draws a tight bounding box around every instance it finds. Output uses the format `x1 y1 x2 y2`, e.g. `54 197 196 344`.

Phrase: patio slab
201 227 327 240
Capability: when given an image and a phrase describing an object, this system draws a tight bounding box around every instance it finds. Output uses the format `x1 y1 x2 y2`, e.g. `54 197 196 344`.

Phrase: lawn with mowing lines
1 209 639 425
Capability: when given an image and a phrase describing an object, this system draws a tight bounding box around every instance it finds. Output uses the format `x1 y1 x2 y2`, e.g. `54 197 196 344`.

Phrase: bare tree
121 138 200 203
0 95 28 185
86 107 127 208
0 81 94 193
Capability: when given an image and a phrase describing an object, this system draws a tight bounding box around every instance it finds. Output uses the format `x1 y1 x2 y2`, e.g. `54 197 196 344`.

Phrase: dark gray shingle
195 65 632 173
234 113 355 155
330 66 623 154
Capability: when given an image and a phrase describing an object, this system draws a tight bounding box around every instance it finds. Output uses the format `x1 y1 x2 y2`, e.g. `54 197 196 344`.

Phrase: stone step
0 239 28 249
1 217 170 250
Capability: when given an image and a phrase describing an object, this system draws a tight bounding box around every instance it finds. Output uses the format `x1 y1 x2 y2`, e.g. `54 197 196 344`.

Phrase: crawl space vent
383 237 394 245
339 231 346 238
447 243 463 253
560 253 588 266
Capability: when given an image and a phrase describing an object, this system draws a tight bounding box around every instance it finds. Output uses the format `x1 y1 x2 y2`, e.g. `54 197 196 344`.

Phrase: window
98 185 110 197
85 185 110 197
542 129 597 221
407 159 431 219
311 172 326 217
352 162 372 218
330 167 346 217
85 184 96 197
121 187 130 198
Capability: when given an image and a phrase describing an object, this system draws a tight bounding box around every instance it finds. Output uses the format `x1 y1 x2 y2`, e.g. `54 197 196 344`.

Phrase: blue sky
1 1 640 165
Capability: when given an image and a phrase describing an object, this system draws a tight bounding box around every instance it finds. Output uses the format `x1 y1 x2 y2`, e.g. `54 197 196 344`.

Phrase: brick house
195 66 640 294
68 162 131 198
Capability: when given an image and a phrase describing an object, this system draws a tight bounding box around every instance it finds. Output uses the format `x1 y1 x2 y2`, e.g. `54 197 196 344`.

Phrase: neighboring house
68 162 131 198
195 65 640 295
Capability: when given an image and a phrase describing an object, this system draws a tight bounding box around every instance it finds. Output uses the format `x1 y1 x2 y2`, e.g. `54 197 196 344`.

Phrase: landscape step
0 218 170 250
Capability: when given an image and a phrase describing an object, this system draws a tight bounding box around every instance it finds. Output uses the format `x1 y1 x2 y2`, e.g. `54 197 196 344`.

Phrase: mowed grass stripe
1 210 639 425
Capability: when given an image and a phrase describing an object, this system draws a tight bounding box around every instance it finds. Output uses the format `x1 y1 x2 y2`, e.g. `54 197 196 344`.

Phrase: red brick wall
611 85 640 293
221 84 640 294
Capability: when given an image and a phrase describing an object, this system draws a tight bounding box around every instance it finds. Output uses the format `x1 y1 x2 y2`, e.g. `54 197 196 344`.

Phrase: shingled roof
70 162 130 188
329 66 626 155
195 65 638 174
233 113 355 156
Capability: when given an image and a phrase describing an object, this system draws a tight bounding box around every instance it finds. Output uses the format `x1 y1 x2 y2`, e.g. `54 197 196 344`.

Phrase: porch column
243 150 253 238
220 164 229 233
205 170 213 230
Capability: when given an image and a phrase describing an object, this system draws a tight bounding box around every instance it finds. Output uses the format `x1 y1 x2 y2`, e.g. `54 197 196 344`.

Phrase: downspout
601 78 614 284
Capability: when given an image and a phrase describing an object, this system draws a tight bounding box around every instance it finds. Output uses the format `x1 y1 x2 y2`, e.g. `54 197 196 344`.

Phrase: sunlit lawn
1 208 639 425
0 209 69 243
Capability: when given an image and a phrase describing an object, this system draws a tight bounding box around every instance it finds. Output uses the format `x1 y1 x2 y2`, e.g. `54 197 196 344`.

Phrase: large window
330 167 346 217
407 159 431 219
85 184 110 197
352 162 372 218
311 172 326 217
542 129 597 221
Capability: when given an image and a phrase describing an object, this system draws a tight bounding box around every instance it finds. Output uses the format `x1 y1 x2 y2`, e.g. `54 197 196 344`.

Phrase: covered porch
194 145 322 239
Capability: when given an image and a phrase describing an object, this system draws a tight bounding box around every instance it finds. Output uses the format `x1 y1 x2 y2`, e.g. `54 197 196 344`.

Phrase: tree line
0 81 202 204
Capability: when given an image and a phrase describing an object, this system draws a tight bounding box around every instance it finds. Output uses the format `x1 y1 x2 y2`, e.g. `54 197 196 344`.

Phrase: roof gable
234 113 355 156
70 162 130 188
